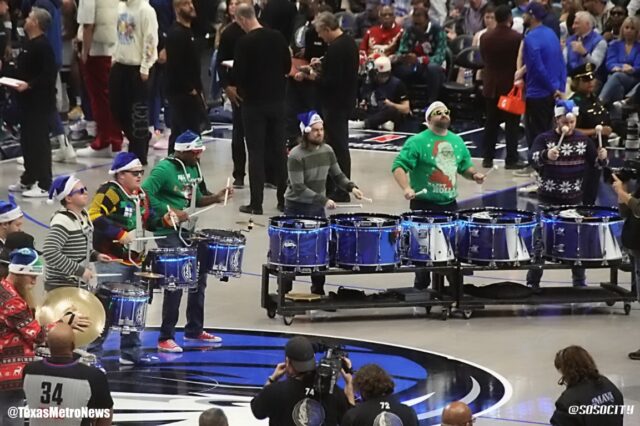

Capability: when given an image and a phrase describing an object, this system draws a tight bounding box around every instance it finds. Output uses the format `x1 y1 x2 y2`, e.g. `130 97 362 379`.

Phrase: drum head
459 207 536 224
197 229 246 244
401 210 455 223
331 213 400 227
148 247 197 256
100 282 147 296
269 215 329 229
544 205 622 222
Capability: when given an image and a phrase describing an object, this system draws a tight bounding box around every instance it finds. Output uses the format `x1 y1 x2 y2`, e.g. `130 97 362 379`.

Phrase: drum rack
260 261 637 325
260 264 457 325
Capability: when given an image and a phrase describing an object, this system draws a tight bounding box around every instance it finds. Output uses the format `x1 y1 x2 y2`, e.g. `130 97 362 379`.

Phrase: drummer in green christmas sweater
391 101 485 289
142 130 233 353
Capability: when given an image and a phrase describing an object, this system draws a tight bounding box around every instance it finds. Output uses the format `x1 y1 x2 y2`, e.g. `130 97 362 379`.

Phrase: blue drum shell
147 248 199 287
401 211 456 265
268 216 330 271
197 229 246 278
99 283 148 332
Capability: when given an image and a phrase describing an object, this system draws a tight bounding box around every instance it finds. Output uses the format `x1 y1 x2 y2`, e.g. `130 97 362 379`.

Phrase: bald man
441 401 473 426
199 408 229 426
23 323 114 425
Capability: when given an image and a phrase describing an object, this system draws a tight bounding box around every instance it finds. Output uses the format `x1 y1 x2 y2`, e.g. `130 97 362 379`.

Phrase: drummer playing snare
392 101 485 290
283 111 365 295
87 152 187 366
142 130 233 353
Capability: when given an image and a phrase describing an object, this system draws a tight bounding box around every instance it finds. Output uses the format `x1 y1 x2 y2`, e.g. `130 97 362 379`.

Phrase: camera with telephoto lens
313 343 351 396
603 158 640 184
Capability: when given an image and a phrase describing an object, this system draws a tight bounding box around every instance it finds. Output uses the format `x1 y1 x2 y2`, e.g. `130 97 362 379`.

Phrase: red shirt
0 278 49 391
359 23 403 57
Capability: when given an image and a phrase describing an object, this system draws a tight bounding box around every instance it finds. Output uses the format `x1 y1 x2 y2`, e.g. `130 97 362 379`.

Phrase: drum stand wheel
424 306 432 315
624 303 632 315
605 300 616 307
462 310 473 320
267 306 277 319
282 315 295 326
440 308 450 321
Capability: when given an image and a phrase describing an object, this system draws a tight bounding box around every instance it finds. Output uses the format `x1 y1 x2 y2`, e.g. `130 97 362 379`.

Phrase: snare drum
401 211 456 266
197 229 246 278
331 213 401 271
268 216 330 272
541 206 624 265
457 208 537 266
146 247 198 290
97 283 148 333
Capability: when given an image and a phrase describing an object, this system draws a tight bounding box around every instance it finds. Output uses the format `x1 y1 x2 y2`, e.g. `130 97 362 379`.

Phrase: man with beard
392 101 485 290
166 0 208 154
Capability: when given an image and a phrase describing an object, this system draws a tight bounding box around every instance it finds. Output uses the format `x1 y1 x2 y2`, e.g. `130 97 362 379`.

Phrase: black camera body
313 343 349 396
604 158 640 183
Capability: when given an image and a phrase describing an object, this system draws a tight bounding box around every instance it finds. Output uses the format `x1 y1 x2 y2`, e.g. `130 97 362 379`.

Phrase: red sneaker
184 331 222 343
157 339 183 353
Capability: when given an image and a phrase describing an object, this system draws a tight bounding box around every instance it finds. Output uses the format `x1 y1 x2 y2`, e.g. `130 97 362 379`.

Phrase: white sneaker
23 186 49 198
380 121 394 131
52 135 77 163
16 157 24 165
76 146 114 158
69 120 96 137
8 181 28 192
518 183 539 194
69 120 87 132
348 120 365 129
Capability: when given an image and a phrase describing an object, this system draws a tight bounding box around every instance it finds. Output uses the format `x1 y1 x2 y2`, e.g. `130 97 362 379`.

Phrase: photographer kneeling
611 171 640 360
342 364 418 425
251 336 354 425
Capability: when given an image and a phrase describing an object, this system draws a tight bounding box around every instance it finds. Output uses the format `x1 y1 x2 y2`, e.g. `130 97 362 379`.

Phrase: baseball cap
525 1 547 21
285 336 316 373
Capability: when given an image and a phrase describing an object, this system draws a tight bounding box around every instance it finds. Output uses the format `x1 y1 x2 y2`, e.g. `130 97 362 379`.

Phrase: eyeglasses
431 109 450 117
69 187 89 196
125 170 145 177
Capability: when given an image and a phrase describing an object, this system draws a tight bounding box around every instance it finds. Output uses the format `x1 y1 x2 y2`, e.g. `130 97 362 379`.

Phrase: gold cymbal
134 271 164 279
36 287 106 347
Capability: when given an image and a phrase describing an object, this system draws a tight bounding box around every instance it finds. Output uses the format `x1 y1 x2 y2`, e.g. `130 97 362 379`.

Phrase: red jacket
359 23 403 57
0 278 49 391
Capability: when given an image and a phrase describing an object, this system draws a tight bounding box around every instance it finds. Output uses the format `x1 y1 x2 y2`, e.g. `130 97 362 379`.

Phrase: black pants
109 63 151 164
231 103 246 181
582 160 602 205
525 95 555 149
242 102 287 208
322 106 351 202
410 199 458 289
363 105 405 130
20 105 52 190
484 97 520 164
168 93 208 154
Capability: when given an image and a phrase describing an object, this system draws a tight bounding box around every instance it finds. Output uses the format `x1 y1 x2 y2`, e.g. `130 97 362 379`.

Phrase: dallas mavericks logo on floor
101 329 511 425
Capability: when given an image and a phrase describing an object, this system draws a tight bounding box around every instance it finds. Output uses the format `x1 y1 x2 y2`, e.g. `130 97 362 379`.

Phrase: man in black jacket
260 0 297 43
233 3 290 215
166 0 208 154
8 7 57 198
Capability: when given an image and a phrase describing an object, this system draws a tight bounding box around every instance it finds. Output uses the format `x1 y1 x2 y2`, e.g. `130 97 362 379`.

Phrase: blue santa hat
47 175 81 205
8 247 44 276
0 200 23 223
298 110 323 134
174 130 206 152
109 152 143 175
554 99 580 117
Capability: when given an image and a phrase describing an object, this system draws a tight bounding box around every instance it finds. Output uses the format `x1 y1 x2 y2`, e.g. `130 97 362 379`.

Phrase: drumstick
483 165 499 177
112 236 166 243
595 124 603 149
167 205 177 231
415 188 428 196
224 177 230 206
95 273 123 278
190 203 218 218
335 204 363 208
555 125 569 151
361 196 373 203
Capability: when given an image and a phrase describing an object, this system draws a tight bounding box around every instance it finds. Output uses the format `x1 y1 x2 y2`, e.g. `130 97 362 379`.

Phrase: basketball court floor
1 123 639 425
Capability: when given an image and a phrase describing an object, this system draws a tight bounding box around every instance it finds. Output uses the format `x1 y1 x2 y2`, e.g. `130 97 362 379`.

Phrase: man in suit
479 5 526 169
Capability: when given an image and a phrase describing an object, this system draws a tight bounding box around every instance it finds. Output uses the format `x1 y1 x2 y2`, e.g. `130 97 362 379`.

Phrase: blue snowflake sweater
529 129 606 206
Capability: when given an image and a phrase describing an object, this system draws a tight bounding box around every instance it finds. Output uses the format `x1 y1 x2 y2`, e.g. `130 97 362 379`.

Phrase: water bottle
625 113 640 150
463 69 473 87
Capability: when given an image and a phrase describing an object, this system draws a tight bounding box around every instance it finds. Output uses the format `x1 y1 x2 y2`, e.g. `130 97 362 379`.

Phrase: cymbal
36 287 106 347
134 271 164 279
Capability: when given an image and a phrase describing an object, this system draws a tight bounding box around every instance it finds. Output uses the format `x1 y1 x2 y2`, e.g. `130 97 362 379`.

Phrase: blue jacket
566 30 604 72
24 0 62 68
605 39 640 77
523 25 566 99
149 0 175 51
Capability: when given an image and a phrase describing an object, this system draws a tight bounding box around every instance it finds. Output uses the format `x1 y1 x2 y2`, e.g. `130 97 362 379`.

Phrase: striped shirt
284 143 355 206
42 209 93 287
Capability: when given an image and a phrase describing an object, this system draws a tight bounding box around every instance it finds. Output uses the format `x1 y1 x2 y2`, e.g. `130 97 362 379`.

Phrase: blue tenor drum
541 206 624 265
268 216 330 272
98 283 148 333
401 211 456 266
457 208 537 266
146 247 198 290
331 213 401 271
197 229 246 279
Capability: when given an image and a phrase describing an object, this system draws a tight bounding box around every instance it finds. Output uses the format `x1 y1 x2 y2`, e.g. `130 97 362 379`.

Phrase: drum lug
555 227 565 236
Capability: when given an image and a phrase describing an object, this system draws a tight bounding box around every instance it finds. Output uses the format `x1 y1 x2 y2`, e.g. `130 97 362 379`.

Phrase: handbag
497 84 526 115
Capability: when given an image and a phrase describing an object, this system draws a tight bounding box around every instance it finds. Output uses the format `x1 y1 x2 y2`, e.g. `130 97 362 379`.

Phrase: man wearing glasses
392 101 484 289
87 152 184 366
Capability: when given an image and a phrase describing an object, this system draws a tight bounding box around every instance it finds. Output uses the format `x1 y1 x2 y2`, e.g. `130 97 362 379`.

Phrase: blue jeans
148 63 170 131
87 261 142 361
157 232 207 341
599 72 639 105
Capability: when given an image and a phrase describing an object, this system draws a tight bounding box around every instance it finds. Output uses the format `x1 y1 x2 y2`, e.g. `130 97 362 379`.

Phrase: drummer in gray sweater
283 110 365 295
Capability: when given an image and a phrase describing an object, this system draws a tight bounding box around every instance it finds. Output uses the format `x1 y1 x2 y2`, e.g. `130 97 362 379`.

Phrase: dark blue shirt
523 24 566 99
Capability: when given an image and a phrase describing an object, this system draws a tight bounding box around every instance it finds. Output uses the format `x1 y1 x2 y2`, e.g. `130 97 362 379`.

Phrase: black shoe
482 159 493 168
277 203 284 212
505 161 528 170
629 349 640 360
310 286 325 296
233 178 244 189
264 183 277 189
239 205 263 215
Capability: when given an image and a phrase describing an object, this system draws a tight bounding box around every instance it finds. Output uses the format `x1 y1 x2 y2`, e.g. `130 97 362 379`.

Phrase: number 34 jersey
22 357 113 426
